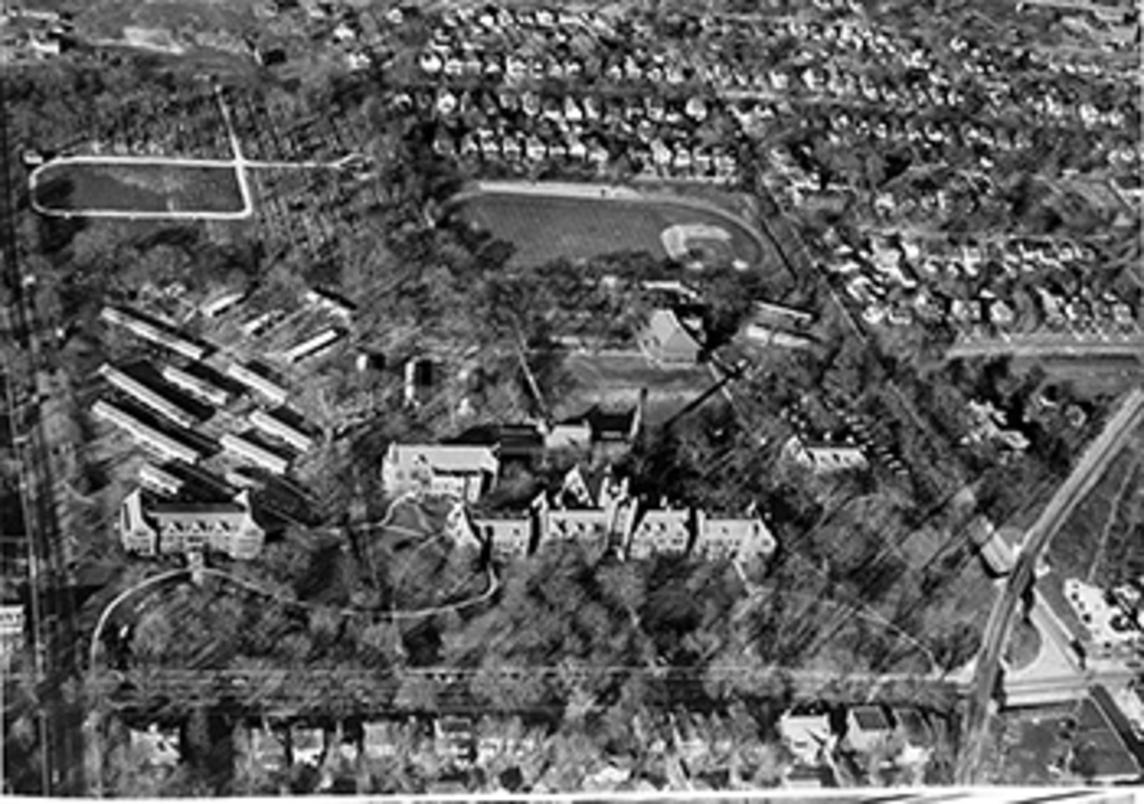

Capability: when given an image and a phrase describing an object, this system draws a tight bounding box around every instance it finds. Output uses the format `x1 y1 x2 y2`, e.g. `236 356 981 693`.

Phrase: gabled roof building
626 507 692 560
119 487 265 560
381 443 499 504
694 512 777 562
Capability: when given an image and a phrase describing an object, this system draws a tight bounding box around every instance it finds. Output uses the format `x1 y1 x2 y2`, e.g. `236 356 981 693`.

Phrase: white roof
386 444 498 474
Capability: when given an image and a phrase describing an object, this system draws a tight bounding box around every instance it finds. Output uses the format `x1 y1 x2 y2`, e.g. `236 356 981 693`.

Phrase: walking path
27 88 363 221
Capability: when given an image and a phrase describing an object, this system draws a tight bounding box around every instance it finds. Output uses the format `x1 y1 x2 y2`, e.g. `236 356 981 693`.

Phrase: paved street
956 386 1144 784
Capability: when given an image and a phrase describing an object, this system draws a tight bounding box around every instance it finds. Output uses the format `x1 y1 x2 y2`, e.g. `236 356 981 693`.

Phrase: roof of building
892 708 933 744
561 404 639 443
129 724 181 767
850 705 892 732
780 712 832 740
386 443 499 473
633 507 690 532
640 308 703 360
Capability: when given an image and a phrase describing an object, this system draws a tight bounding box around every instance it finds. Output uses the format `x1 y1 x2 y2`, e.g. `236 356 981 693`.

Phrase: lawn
1050 422 1144 585
31 161 245 216
556 352 717 425
454 191 768 271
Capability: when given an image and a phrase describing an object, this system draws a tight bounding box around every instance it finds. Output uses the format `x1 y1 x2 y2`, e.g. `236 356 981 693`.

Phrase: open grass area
32 162 244 216
455 190 768 271
556 351 716 425
1050 422 1144 584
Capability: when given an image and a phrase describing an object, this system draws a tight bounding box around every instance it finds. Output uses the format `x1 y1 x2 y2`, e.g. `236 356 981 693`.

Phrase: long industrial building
221 432 289 475
139 462 184 497
249 409 313 453
284 328 343 364
161 364 229 407
92 399 200 465
100 306 206 361
225 362 289 406
98 364 198 429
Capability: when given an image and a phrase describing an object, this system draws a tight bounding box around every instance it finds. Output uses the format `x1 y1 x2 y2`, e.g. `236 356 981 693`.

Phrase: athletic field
454 186 770 271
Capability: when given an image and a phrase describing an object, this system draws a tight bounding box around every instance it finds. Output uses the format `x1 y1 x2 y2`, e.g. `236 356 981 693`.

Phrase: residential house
891 708 935 769
693 512 776 563
843 706 894 753
363 720 406 761
129 723 181 769
248 723 289 774
434 716 475 766
779 712 833 765
471 512 535 560
638 309 703 365
626 506 692 560
474 715 543 766
784 764 828 788
0 605 24 669
782 435 868 475
119 488 265 560
291 724 326 767
669 709 709 767
381 443 499 504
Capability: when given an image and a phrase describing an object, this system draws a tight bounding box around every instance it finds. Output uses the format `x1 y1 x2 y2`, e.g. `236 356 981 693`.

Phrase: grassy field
456 192 768 271
1050 422 1144 585
555 351 716 425
32 162 244 215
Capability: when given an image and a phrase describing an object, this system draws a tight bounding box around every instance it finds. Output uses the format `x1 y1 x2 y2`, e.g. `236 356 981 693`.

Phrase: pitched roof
892 708 933 744
561 404 638 443
850 705 891 732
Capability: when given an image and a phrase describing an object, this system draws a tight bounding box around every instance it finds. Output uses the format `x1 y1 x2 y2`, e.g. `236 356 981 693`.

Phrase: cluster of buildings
416 85 738 184
0 4 71 62
126 699 948 793
780 704 940 786
1039 574 1144 665
383 441 777 567
97 300 342 562
775 391 910 480
821 233 1139 339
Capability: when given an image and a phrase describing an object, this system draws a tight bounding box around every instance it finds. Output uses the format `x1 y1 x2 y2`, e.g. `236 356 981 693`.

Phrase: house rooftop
850 705 892 731
561 404 638 443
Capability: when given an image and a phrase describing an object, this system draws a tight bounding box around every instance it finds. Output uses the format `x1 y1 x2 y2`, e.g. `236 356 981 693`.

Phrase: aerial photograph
0 0 1141 797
